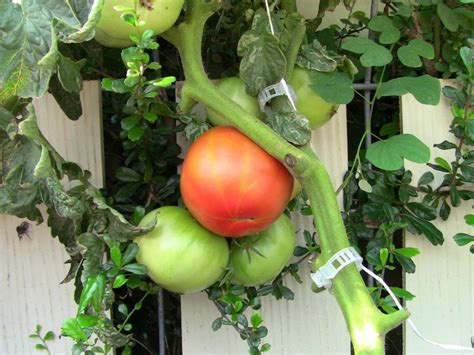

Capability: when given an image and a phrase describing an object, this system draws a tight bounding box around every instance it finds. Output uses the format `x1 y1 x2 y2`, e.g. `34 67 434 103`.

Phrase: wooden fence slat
0 81 103 354
402 85 474 354
180 106 350 354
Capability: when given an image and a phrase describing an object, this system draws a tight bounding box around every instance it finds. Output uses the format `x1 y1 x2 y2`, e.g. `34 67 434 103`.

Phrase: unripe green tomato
291 67 338 129
230 214 296 286
95 0 185 48
206 77 263 126
135 206 229 294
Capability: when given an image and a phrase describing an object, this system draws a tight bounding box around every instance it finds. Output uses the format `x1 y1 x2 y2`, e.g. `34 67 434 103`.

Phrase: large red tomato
180 126 293 237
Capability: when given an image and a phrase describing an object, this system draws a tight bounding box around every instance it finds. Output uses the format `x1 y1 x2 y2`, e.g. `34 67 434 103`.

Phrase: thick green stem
162 1 409 353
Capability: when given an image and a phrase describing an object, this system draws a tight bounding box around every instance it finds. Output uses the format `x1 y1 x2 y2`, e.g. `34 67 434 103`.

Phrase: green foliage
366 134 431 171
0 0 103 101
29 324 55 354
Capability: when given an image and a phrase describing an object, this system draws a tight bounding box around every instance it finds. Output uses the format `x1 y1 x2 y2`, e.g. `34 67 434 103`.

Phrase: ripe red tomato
180 126 293 237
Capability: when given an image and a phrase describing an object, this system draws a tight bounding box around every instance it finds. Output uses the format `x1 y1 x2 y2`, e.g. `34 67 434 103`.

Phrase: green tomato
230 214 295 286
207 77 263 126
291 67 338 129
95 0 185 48
135 206 229 294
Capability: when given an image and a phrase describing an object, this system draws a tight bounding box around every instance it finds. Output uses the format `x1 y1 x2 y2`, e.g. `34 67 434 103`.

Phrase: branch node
284 153 298 168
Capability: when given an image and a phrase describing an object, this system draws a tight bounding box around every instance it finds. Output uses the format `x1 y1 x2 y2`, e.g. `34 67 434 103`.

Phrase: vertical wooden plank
402 85 474 353
0 81 103 354
180 106 350 354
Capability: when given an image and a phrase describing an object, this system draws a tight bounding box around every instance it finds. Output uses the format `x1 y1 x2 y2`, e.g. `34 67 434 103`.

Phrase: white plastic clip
258 79 297 114
311 247 363 290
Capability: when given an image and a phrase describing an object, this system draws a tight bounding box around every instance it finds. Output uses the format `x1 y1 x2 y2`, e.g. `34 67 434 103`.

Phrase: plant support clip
258 79 297 114
311 247 363 290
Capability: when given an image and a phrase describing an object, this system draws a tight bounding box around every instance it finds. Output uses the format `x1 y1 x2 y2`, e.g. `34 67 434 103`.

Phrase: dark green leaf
211 318 223 331
122 263 148 275
404 214 444 245
394 252 416 273
437 3 459 32
397 39 434 68
49 74 82 121
366 134 430 171
309 71 354 104
128 126 145 141
405 202 437 220
368 16 401 44
57 54 85 93
453 233 474 246
377 75 441 105
0 0 103 100
237 9 286 96
267 108 311 145
116 167 143 182
122 243 139 265
341 37 392 67
418 171 434 186
296 40 338 72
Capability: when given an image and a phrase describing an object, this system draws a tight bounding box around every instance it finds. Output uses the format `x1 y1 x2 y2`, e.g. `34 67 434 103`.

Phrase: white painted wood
180 105 350 354
402 84 474 354
0 81 103 354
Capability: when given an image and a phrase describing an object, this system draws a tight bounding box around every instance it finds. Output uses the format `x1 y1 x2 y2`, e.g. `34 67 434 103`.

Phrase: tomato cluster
136 127 296 293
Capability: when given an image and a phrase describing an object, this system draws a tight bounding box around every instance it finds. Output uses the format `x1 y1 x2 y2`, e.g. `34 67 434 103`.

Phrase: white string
263 0 298 112
361 264 474 352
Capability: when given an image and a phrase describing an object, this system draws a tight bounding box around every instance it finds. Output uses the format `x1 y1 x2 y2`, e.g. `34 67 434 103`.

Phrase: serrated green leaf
57 54 85 93
366 134 430 171
437 3 459 32
342 37 392 67
397 39 435 68
309 71 354 104
77 314 98 328
377 75 441 105
368 16 401 44
49 74 82 121
237 9 286 96
0 0 104 100
296 40 338 72
34 145 54 179
267 108 311 145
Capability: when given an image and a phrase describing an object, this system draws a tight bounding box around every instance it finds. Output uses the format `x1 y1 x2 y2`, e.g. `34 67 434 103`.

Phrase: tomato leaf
366 134 430 171
266 108 311 145
309 71 354 104
0 0 104 100
296 40 338 72
237 9 286 96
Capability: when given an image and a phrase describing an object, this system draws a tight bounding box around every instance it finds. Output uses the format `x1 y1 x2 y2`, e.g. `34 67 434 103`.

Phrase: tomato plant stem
161 1 410 352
